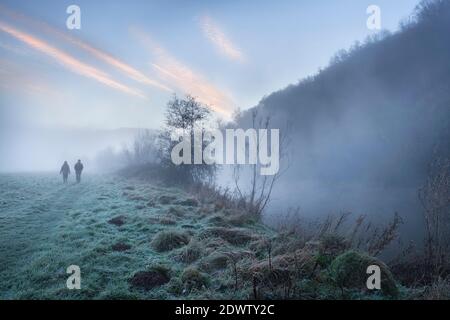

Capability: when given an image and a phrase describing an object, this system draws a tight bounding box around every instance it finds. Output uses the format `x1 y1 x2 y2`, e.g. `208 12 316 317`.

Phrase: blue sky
0 0 420 130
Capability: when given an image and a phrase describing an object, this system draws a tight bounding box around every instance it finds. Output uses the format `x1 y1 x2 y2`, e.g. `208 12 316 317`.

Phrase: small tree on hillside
165 94 210 131
159 94 215 184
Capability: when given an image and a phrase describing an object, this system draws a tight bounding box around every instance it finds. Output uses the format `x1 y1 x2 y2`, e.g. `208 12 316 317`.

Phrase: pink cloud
0 21 145 98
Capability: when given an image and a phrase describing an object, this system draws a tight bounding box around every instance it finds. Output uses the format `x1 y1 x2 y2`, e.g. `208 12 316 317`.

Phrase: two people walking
60 160 84 184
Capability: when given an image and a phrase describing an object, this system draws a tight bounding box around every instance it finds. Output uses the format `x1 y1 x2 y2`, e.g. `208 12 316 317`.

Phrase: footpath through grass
1 173 411 300
0 173 273 299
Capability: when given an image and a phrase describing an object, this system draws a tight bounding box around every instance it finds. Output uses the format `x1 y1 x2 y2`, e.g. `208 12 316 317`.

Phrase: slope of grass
0 173 273 299
0 173 425 300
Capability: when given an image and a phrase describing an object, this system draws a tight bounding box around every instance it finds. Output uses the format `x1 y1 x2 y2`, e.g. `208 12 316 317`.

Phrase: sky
0 0 421 131
0 0 422 171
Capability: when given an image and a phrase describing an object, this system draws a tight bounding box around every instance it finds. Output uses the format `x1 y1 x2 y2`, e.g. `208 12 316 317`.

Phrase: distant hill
234 0 450 223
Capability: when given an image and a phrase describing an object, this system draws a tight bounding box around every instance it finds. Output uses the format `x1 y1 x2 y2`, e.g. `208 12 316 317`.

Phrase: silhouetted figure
74 160 84 183
60 161 70 183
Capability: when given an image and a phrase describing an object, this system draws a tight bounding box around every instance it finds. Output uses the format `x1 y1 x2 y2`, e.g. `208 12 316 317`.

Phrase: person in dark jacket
74 160 84 183
60 161 70 183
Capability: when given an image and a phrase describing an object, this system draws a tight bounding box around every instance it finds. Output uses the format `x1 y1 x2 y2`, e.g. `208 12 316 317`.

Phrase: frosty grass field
0 173 273 299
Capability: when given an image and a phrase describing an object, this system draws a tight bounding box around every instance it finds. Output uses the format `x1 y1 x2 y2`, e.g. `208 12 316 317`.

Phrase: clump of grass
168 206 184 217
214 202 225 212
206 214 228 226
203 237 228 249
108 215 126 226
129 265 171 291
225 212 257 226
389 253 450 287
128 194 146 201
151 229 190 252
167 277 184 295
112 242 131 252
328 250 398 297
146 199 156 207
316 234 349 267
246 253 294 281
271 232 305 256
159 195 176 204
241 245 321 299
177 239 203 263
181 267 210 291
176 198 199 207
159 216 177 225
249 238 272 258
200 251 229 271
422 278 450 300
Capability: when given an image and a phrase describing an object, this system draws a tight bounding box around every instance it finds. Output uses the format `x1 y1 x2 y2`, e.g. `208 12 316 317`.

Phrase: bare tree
232 109 291 216
419 155 450 270
132 129 158 165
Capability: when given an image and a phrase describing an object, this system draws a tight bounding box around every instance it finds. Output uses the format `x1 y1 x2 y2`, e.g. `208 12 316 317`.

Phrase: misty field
1 173 446 300
0 173 277 299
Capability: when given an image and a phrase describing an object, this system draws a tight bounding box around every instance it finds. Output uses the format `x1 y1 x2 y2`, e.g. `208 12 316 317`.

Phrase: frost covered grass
0 173 273 299
0 173 438 300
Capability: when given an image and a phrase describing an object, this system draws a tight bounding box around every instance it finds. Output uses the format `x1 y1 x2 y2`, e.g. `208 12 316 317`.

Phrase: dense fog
0 124 137 173
231 2 450 238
